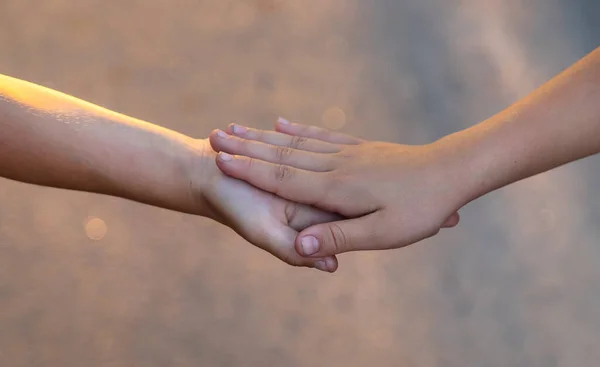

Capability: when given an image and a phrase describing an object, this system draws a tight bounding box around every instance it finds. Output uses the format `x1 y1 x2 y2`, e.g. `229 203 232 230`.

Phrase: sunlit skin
0 74 339 272
210 46 600 258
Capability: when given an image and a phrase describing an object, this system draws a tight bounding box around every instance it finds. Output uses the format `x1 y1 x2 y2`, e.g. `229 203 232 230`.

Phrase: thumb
295 213 391 257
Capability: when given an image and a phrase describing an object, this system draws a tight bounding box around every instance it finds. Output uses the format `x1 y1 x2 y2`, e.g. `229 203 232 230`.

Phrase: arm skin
447 46 600 203
208 46 600 258
0 74 338 272
0 74 208 216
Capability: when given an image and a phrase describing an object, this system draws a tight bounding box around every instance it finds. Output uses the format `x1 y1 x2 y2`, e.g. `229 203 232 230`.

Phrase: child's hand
195 139 339 272
209 120 466 258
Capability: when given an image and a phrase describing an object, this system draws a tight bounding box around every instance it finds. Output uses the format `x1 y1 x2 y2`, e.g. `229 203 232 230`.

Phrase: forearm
443 46 600 203
0 74 212 216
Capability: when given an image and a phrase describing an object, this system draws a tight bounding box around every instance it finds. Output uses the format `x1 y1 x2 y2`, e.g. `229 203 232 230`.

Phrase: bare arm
448 46 600 202
0 74 207 216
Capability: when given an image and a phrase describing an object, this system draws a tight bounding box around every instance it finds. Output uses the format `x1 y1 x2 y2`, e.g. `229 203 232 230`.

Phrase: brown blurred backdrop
1 1 600 366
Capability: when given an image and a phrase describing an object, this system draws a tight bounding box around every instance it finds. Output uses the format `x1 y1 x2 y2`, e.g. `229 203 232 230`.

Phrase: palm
204 172 338 269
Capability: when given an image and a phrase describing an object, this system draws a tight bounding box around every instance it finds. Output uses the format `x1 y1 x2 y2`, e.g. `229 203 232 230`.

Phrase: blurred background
1 0 600 366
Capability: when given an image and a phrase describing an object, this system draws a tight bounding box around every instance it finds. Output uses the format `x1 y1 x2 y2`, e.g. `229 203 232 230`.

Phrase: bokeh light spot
322 107 346 130
85 217 107 241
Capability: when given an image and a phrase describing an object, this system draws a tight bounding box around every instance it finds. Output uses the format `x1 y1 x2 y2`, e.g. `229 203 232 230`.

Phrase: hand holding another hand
195 139 340 272
209 119 466 258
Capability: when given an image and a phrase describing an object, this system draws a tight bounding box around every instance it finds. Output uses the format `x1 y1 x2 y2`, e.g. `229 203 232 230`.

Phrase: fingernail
314 260 328 272
300 236 319 256
277 116 291 125
218 152 233 162
231 124 248 135
216 130 228 138
325 258 336 272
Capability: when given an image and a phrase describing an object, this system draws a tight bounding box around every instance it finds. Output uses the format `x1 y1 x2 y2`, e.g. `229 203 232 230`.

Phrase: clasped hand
208 117 464 269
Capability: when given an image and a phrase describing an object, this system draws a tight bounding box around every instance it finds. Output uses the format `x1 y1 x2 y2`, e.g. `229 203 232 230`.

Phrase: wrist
433 114 521 208
180 138 221 219
430 127 492 208
109 131 218 219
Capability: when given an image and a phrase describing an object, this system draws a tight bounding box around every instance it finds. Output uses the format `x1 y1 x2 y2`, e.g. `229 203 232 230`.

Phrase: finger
283 200 345 232
295 210 440 257
226 123 341 153
279 238 340 272
441 212 460 228
216 152 330 207
275 117 362 145
315 257 339 273
294 213 393 257
209 129 335 172
268 227 339 273
281 203 341 273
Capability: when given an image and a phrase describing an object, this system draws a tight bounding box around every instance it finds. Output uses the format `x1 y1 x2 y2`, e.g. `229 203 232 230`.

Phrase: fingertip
313 256 338 273
327 256 339 272
217 151 234 163
274 123 288 133
209 128 226 139
452 212 460 226
208 129 225 152
212 129 229 139
277 116 291 125
296 234 320 257
215 152 246 180
275 118 296 133
226 123 236 135
295 235 305 257
230 123 248 136
296 230 331 258
442 212 461 228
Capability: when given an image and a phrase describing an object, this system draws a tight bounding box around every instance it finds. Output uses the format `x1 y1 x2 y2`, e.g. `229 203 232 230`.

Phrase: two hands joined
209 118 463 263
2 46 600 272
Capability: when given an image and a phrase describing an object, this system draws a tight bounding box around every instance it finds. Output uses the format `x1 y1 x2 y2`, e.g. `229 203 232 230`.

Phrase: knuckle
274 164 293 183
274 145 294 162
327 223 348 253
289 135 307 149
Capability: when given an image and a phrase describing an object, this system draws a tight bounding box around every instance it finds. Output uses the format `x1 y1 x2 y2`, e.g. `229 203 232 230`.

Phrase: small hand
193 139 339 272
208 119 465 258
